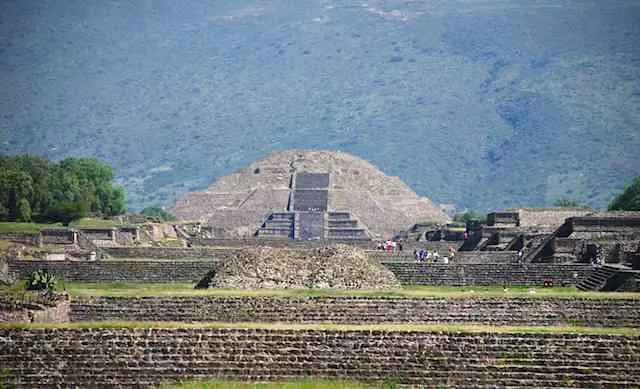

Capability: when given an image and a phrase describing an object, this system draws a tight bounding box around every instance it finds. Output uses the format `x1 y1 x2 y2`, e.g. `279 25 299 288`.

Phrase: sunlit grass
68 218 122 228
0 222 63 233
56 282 640 299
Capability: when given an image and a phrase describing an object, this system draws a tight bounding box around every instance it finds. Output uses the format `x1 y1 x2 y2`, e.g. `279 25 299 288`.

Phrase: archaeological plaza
1 150 639 388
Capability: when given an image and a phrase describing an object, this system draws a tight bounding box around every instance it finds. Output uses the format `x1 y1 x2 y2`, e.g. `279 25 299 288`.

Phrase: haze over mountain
2 0 639 212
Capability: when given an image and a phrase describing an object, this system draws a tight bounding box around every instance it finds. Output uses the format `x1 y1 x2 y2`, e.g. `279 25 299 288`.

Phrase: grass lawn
0 221 64 233
2 320 639 335
158 379 381 389
68 218 122 228
57 282 640 300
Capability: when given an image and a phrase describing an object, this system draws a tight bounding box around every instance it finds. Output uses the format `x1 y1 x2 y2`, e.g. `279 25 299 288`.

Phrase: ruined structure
172 150 448 239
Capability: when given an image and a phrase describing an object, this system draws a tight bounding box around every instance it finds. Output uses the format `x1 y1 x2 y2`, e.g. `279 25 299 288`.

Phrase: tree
46 200 89 225
17 198 32 222
608 176 640 211
0 155 127 223
141 206 176 221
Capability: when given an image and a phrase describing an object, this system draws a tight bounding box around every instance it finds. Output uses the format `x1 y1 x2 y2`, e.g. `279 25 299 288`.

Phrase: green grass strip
1 321 638 335
0 222 64 233
158 379 380 389
57 282 640 300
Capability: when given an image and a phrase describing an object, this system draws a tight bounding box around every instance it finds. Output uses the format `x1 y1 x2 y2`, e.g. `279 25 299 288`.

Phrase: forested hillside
1 0 639 211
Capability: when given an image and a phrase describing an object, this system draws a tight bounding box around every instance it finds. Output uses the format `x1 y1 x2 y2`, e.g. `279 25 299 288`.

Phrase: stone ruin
197 244 401 290
171 149 448 239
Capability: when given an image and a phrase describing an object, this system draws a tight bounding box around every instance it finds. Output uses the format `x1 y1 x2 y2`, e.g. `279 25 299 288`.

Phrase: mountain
1 0 639 212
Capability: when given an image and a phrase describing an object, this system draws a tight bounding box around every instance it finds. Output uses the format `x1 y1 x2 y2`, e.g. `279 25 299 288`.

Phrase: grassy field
68 218 123 228
158 379 381 389
2 320 639 335
57 282 640 300
0 222 64 233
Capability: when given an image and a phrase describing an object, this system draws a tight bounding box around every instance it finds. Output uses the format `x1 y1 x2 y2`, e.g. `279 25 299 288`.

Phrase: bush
27 269 57 291
608 176 640 211
453 210 485 224
141 206 176 221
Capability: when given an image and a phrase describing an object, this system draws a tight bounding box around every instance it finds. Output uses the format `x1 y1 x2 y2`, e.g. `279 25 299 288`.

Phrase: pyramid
171 150 448 239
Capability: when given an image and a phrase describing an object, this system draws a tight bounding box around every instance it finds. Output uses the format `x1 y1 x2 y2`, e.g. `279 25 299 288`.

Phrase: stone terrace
8 260 594 285
70 296 640 327
2 328 639 388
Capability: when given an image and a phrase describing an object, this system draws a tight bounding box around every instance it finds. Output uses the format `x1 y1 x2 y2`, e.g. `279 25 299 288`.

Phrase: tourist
391 240 397 255
448 246 456 259
517 249 524 263
398 242 403 252
433 251 440 262
463 231 469 240
443 256 449 264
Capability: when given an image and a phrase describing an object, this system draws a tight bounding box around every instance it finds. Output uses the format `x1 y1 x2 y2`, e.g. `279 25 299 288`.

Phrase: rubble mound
208 244 401 290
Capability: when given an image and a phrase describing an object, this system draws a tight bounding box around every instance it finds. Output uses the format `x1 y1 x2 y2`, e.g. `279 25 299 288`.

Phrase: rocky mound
172 149 448 238
203 244 400 290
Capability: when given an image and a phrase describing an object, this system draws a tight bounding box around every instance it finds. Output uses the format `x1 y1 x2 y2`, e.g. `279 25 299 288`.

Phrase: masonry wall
8 260 218 283
70 296 640 327
517 209 591 228
370 251 516 263
2 328 638 388
103 246 225 259
382 263 593 286
9 259 594 285
0 232 39 246
0 297 69 323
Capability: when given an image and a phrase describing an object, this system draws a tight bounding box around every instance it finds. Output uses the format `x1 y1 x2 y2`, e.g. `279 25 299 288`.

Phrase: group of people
376 240 403 253
413 246 456 264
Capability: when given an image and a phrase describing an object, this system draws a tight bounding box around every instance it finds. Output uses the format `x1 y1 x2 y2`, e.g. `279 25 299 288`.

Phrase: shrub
608 176 640 211
27 269 57 291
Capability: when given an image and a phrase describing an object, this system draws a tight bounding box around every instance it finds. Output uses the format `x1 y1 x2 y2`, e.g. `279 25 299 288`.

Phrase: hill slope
1 0 639 211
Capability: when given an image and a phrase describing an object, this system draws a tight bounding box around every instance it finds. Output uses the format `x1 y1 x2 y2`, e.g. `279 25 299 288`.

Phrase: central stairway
257 172 370 240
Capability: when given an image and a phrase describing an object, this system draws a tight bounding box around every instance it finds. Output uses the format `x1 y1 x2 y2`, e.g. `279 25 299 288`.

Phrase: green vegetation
68 218 121 228
608 176 640 211
57 282 640 300
141 206 176 222
27 270 57 291
0 155 126 225
453 210 486 224
553 198 591 209
0 221 63 233
2 320 639 336
159 379 378 389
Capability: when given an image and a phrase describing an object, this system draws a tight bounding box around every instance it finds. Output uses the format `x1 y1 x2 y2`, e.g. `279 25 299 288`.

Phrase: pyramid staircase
576 264 640 291
326 212 368 240
257 212 294 238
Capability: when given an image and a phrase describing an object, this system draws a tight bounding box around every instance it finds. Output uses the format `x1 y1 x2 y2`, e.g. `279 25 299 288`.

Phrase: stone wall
8 259 593 285
103 246 225 259
0 232 39 246
382 262 593 286
2 328 638 388
40 229 76 245
191 238 374 249
8 260 218 283
370 251 517 263
70 296 640 327
0 295 69 323
517 208 591 228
